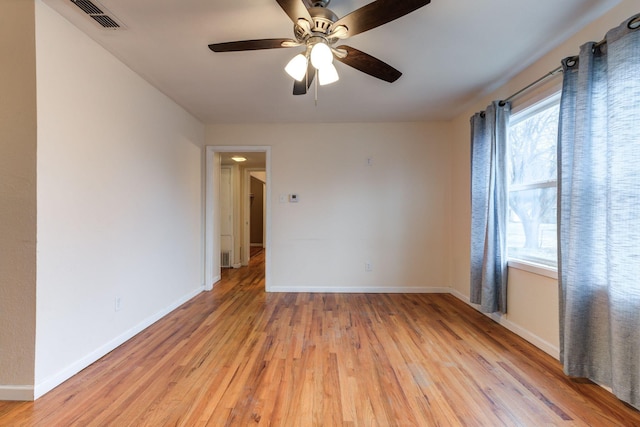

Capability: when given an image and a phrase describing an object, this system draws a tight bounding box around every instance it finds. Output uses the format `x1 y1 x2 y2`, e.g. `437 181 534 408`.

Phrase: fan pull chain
315 74 318 106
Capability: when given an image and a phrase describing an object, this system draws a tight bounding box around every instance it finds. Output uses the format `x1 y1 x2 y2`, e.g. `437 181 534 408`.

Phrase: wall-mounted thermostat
289 194 299 203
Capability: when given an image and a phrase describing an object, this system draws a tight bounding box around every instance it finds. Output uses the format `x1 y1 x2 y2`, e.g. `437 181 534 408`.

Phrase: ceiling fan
208 0 431 95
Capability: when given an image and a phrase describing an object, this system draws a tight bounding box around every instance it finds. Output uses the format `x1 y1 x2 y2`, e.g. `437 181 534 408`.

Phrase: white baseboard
498 316 560 359
33 286 204 400
205 275 221 291
449 289 560 360
268 286 451 294
0 385 34 401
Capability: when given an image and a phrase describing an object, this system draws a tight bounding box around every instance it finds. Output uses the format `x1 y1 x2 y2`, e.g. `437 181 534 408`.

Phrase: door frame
204 145 271 291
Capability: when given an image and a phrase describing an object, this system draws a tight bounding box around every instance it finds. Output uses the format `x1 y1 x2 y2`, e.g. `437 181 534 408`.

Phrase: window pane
507 96 559 267
507 186 557 267
509 103 559 186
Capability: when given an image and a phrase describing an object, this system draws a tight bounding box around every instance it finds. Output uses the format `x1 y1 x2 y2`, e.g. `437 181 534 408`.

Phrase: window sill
507 259 558 280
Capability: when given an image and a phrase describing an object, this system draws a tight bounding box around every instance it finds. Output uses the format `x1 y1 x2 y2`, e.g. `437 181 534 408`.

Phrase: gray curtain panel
558 14 640 410
470 101 510 313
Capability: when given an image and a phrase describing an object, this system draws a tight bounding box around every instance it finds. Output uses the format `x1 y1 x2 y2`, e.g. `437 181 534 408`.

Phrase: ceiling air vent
69 0 125 29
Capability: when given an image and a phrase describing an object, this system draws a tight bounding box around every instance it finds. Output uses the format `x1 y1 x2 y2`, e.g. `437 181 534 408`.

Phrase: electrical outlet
365 261 373 272
115 297 122 312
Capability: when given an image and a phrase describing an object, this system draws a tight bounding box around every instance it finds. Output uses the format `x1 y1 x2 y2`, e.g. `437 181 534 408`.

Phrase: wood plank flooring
2 250 640 426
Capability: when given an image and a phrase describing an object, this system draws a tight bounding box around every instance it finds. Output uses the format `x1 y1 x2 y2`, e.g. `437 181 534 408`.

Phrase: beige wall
0 0 37 399
449 0 640 357
207 122 453 292
33 0 205 398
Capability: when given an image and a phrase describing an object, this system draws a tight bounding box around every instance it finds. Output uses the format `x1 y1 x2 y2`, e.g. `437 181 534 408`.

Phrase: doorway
205 146 271 291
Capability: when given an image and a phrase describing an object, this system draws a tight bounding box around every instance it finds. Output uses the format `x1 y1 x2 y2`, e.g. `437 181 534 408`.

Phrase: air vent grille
72 0 103 15
91 15 120 29
70 0 124 29
221 251 231 268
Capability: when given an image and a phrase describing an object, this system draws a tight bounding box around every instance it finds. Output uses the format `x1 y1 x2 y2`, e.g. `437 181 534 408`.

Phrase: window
507 94 560 268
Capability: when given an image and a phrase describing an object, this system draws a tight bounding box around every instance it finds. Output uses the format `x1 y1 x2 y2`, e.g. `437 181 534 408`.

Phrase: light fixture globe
310 42 333 70
285 53 308 81
318 63 339 86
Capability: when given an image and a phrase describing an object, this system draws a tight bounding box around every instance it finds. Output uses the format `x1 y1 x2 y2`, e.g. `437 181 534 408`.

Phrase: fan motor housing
294 7 339 43
311 0 331 7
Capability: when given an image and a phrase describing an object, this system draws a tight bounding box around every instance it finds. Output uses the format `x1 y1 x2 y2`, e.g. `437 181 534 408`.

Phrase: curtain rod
499 66 563 106
498 28 619 107
497 14 640 107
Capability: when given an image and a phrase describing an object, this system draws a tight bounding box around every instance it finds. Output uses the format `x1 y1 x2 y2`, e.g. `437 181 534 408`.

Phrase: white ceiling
42 0 618 123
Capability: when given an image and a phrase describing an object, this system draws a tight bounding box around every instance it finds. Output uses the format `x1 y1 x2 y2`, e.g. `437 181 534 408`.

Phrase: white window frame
506 92 560 275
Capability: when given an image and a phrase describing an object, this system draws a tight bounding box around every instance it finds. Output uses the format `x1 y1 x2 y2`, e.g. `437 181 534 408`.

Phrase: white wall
0 0 37 400
207 122 452 292
33 0 205 397
449 0 640 357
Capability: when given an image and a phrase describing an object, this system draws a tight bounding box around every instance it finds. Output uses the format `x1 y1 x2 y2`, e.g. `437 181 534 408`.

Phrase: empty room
1 0 639 425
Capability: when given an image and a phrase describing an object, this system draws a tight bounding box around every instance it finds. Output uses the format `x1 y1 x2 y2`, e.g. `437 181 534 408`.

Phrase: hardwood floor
2 251 640 426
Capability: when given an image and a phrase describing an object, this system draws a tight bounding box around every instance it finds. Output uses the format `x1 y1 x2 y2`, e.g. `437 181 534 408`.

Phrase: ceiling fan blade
293 65 316 95
275 0 313 24
334 45 402 83
208 38 298 52
332 0 431 38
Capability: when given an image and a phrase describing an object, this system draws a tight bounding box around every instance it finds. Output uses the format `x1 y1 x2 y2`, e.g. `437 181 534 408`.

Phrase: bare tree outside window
507 98 559 267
